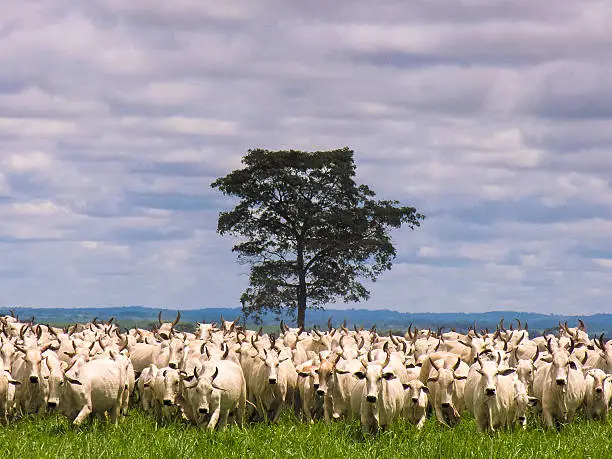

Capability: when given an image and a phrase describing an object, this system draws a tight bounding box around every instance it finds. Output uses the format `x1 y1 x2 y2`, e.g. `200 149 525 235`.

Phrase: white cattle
533 343 586 428
402 379 429 429
424 356 468 427
62 358 126 425
465 358 516 432
583 369 612 421
179 360 246 430
352 354 404 434
151 367 181 420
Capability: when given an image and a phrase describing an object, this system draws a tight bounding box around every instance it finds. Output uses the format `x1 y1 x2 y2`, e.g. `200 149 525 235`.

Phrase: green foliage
212 148 424 326
1 411 611 458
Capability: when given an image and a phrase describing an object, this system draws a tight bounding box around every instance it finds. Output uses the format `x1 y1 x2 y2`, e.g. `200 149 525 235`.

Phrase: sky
1 1 612 315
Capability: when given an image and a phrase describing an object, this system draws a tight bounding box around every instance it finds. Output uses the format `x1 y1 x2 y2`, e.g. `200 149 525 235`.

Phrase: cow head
476 358 515 397
427 357 467 409
404 379 429 406
355 353 394 404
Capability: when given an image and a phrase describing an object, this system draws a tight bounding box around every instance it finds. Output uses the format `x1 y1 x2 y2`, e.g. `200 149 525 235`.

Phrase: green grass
0 411 611 459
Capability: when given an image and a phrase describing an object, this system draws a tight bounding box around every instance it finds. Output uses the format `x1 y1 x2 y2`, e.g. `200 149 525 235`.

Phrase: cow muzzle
198 407 209 414
596 387 603 393
485 388 496 396
47 401 58 409
556 379 566 386
268 378 277 385
441 402 451 408
29 376 39 384
411 397 419 404
169 362 178 369
366 395 377 403
316 389 325 396
313 383 319 390
163 399 173 406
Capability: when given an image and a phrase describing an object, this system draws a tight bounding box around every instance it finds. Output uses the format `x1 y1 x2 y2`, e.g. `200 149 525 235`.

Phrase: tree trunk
296 244 307 329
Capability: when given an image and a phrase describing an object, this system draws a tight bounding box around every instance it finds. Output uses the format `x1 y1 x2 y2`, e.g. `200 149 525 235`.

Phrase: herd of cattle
0 312 611 433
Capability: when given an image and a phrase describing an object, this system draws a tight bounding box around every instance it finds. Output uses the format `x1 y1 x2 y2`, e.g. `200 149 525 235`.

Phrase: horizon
2 2 612 315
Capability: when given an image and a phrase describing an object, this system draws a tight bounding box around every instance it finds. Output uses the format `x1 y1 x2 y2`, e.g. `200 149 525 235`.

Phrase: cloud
0 0 611 315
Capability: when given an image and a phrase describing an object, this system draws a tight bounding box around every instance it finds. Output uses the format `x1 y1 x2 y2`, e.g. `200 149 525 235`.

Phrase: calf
583 369 612 421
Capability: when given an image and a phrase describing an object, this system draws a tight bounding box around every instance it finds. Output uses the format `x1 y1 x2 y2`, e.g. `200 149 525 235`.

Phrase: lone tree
211 148 424 328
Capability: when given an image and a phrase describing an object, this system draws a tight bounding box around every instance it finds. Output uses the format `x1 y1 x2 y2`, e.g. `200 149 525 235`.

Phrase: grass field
0 410 610 458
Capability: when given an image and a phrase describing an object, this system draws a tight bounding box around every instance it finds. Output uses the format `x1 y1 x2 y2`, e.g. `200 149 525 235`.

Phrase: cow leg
73 404 93 425
218 409 230 430
543 410 555 429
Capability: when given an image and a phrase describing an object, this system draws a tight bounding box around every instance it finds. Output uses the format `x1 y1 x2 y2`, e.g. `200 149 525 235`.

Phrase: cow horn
430 358 440 372
19 325 26 339
532 348 539 363
569 338 575 354
354 325 359 333
257 327 263 337
211 366 219 381
516 332 525 346
516 318 521 330
503 338 508 351
194 367 199 379
383 341 389 353
280 320 288 334
499 318 506 332
8 309 15 318
524 322 528 331
108 317 115 325
598 333 606 350
358 336 365 350
171 311 181 327
382 352 391 370
339 335 345 350
510 323 514 331
158 311 163 325
36 325 42 341
497 352 501 365
546 337 553 354
578 319 586 331
327 317 333 332
222 343 229 360
92 317 98 325
453 357 461 371
220 314 225 325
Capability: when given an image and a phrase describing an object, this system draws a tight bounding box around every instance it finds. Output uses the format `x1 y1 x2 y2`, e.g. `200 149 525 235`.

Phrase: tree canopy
211 148 425 328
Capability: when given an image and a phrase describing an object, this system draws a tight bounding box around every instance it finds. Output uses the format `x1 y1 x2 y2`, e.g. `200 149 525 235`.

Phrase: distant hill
1 306 611 336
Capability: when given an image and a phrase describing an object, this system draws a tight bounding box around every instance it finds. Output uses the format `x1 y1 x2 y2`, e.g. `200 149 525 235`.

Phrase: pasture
0 410 610 458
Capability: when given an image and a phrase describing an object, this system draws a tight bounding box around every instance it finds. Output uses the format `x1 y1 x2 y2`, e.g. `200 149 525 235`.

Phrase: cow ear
8 379 21 385
354 371 366 380
298 371 311 377
454 375 467 380
528 396 538 406
498 368 516 377
143 383 150 388
569 361 578 370
335 368 349 374
382 372 396 380
421 386 430 394
402 383 410 390
66 377 82 386
427 377 438 383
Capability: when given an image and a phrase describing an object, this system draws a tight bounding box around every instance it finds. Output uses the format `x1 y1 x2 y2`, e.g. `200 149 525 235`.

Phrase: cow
352 353 404 435
62 358 126 425
424 356 468 427
150 367 181 420
583 369 612 421
533 340 586 428
464 357 516 432
402 378 429 429
179 360 246 430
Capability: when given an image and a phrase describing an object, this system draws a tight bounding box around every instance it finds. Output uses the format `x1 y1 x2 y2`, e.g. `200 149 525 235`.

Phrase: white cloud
0 0 611 315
